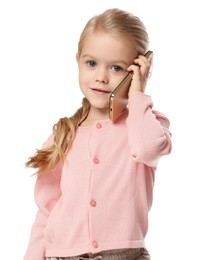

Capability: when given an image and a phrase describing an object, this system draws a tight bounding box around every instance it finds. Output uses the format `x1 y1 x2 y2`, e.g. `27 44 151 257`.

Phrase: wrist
128 86 144 96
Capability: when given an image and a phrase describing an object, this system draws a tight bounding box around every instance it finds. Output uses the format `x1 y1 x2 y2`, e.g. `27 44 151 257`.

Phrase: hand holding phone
109 50 153 122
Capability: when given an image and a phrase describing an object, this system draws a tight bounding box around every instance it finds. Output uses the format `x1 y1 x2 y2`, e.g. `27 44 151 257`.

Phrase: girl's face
77 32 137 119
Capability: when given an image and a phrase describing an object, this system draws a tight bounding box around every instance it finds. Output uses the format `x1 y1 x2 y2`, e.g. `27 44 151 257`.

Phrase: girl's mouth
91 88 111 94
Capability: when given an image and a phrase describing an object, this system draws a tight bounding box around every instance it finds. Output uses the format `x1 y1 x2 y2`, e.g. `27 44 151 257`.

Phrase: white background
0 0 201 259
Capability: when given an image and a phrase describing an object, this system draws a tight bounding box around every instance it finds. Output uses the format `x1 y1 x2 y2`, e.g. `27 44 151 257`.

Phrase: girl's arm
23 137 62 260
126 92 172 167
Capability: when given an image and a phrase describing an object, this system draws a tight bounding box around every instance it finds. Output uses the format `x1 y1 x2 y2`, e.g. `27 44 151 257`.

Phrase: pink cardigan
24 93 172 260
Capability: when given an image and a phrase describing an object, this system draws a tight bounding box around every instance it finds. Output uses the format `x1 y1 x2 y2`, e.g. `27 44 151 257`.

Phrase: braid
25 98 90 174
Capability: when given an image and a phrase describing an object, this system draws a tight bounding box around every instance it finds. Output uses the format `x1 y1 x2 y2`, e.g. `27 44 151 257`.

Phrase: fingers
128 52 153 80
135 53 153 74
127 52 154 94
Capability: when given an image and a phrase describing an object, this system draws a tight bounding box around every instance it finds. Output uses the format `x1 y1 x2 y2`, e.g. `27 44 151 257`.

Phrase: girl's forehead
81 32 137 61
83 31 130 47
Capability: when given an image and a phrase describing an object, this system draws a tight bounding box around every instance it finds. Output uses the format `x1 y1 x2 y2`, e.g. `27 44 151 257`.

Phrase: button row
90 123 101 251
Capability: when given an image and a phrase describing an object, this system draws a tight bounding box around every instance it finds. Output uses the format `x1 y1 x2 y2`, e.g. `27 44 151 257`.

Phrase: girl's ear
76 53 79 63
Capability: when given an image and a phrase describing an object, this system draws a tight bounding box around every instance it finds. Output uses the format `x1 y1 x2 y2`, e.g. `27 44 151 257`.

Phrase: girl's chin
89 100 109 109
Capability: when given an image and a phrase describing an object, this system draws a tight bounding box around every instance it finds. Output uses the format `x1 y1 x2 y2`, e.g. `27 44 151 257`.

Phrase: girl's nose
95 69 109 84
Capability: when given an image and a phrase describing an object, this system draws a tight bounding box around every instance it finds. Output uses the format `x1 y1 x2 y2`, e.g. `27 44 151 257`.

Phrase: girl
24 8 172 260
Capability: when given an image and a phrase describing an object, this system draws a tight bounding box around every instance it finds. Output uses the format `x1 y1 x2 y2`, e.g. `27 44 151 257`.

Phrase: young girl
24 8 172 260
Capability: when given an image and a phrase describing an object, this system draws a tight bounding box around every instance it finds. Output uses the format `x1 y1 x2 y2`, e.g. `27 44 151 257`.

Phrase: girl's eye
86 60 96 67
112 65 122 72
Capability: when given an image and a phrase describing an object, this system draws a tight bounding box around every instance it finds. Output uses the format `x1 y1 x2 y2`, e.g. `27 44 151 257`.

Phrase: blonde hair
26 8 149 174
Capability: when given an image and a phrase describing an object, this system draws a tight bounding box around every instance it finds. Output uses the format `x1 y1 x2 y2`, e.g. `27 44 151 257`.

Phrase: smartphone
109 50 153 122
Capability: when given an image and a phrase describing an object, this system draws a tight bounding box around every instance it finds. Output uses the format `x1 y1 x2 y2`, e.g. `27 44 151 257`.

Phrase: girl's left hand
127 52 153 95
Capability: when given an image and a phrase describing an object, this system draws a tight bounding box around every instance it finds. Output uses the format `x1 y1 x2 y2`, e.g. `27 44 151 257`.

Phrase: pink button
92 240 99 248
90 199 97 207
96 122 102 129
93 157 100 164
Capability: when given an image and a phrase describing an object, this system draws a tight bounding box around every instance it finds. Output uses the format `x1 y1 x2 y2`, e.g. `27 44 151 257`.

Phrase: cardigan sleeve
126 92 172 167
23 135 62 260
